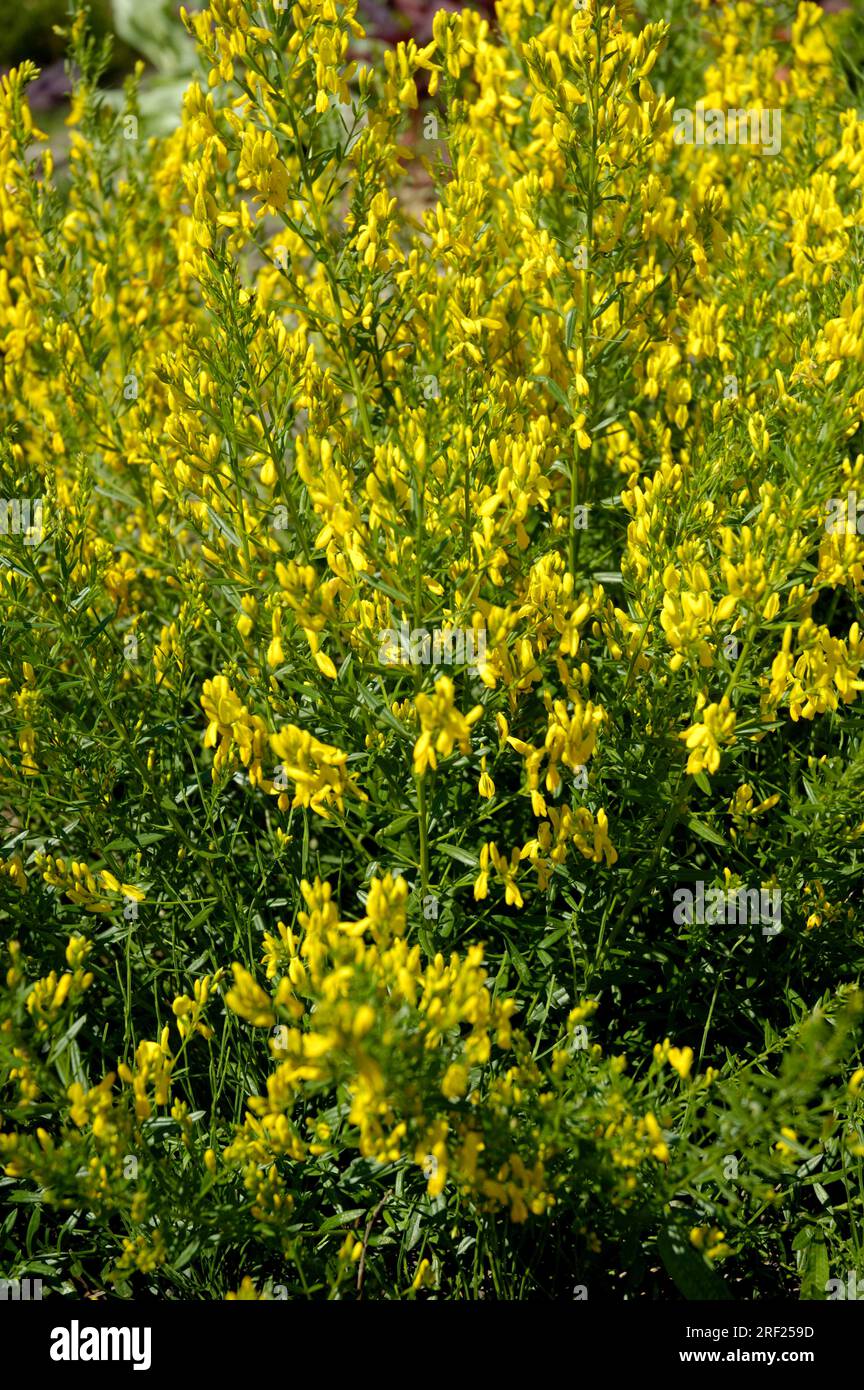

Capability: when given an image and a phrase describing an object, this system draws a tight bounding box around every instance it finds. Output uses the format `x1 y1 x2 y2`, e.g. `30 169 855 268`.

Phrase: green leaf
183 902 218 930
382 812 418 836
25 1206 40 1257
657 1228 733 1300
174 1240 200 1271
502 933 531 986
359 572 414 607
592 286 623 320
406 1209 423 1251
592 414 619 436
540 923 571 949
436 842 479 868
529 375 573 418
686 816 728 848
317 1209 367 1232
46 1015 88 1066
797 1230 829 1300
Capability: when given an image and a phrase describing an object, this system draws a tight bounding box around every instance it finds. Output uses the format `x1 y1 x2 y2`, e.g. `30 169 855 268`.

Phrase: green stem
570 7 601 580
284 104 375 448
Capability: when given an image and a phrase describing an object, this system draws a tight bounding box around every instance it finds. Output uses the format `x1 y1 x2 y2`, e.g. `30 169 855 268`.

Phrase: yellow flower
644 1112 670 1164
357 873 408 940
117 1031 173 1119
411 1258 434 1291
226 1277 264 1301
668 1046 694 1080
201 676 269 785
441 1063 468 1100
474 841 523 907
775 1127 799 1157
412 676 483 775
224 965 276 1028
269 724 366 815
690 1226 729 1259
478 755 495 799
680 695 736 777
236 127 289 212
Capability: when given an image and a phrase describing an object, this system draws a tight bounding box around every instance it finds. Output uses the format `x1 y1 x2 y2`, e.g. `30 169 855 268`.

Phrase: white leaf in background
111 0 194 76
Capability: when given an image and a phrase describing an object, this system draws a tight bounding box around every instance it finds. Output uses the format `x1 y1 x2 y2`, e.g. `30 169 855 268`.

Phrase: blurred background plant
1 0 857 127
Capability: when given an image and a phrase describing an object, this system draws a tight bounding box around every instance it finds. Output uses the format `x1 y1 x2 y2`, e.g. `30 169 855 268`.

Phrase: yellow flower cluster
219 876 558 1219
26 935 93 1033
35 855 146 914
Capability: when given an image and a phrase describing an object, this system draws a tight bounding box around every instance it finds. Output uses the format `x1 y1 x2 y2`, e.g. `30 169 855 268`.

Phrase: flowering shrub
1 0 863 1300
